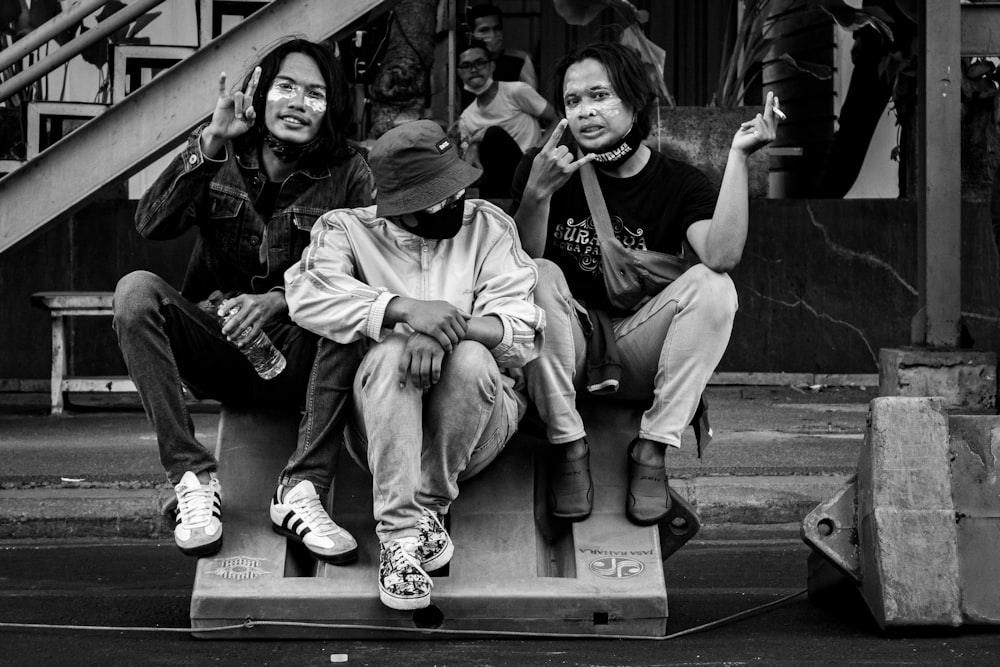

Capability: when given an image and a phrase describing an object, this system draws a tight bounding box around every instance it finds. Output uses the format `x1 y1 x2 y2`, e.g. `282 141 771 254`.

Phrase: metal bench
30 291 135 415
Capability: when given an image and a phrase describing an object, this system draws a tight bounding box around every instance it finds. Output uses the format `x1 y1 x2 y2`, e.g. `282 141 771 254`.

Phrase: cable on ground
0 589 807 640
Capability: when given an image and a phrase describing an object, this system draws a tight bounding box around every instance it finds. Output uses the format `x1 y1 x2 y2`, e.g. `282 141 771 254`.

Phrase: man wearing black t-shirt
511 42 781 525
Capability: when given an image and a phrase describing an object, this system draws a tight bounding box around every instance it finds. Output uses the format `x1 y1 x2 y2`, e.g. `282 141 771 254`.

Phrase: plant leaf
967 59 996 80
125 12 159 40
776 53 833 81
27 0 60 29
818 1 894 43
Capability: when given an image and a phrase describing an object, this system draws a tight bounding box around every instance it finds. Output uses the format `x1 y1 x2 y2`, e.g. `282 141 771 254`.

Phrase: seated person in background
284 120 545 611
458 39 556 200
114 39 370 563
461 2 538 107
511 42 780 524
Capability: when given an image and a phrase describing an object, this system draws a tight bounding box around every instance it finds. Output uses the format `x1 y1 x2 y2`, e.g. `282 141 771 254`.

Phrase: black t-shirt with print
510 147 719 312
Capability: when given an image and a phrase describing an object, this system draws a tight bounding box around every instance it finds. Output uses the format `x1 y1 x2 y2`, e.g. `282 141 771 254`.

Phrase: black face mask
588 119 643 169
406 199 466 239
263 130 323 163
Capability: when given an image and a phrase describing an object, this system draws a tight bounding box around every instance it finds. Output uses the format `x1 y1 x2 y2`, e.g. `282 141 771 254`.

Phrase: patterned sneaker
379 537 432 610
415 507 454 572
173 470 223 557
270 480 358 564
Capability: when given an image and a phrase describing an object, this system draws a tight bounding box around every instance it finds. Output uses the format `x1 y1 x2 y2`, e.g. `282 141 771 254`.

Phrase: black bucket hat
370 120 482 217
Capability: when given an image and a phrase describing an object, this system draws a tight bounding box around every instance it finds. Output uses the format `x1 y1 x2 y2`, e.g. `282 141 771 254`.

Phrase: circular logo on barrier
207 556 270 580
589 556 644 579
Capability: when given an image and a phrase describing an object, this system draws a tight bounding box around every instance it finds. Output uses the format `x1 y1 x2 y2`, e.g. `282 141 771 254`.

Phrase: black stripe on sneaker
281 513 295 531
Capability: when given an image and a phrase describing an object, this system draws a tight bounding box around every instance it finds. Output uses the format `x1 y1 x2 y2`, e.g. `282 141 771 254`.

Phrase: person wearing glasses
284 120 545 611
114 39 372 563
457 39 555 199
466 3 537 90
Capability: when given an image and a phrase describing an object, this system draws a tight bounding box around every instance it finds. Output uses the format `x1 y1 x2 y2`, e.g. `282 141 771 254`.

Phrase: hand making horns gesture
206 66 262 142
526 118 596 199
732 90 785 157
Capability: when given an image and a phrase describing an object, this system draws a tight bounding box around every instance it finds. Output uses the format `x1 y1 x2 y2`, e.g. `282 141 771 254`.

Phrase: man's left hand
731 90 784 157
218 291 287 347
397 332 446 390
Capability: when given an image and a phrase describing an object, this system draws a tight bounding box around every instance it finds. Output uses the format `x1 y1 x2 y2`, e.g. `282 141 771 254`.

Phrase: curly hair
552 42 655 138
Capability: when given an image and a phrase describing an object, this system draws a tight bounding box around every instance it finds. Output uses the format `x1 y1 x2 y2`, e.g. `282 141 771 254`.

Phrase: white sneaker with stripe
173 470 223 557
269 480 358 564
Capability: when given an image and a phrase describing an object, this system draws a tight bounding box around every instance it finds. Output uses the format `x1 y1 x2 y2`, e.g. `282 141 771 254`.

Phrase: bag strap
578 160 618 247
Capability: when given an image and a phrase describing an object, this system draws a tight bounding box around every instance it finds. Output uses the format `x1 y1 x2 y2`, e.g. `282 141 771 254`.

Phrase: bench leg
50 315 65 415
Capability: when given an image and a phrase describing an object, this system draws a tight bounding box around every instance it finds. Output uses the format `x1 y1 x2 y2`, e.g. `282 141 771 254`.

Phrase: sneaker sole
379 587 430 611
271 524 359 565
420 540 455 572
177 535 223 558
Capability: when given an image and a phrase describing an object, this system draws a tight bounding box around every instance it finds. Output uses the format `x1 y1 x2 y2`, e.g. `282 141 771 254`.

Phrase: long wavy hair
237 38 354 161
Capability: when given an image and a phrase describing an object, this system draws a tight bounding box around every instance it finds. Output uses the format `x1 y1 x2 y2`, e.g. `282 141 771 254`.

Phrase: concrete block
190 406 673 638
806 398 1000 628
856 397 962 628
879 347 996 410
948 416 1000 623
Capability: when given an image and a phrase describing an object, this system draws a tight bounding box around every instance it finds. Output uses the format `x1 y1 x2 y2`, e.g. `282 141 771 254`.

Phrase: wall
3 197 997 383
720 199 1000 373
0 187 194 384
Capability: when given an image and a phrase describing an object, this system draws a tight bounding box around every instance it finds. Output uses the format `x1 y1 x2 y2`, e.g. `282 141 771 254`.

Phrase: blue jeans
344 335 519 543
112 270 361 491
525 259 738 448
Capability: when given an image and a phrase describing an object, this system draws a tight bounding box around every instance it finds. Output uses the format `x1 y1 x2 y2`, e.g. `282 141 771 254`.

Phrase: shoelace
387 542 432 587
417 510 440 534
290 493 340 536
176 483 216 528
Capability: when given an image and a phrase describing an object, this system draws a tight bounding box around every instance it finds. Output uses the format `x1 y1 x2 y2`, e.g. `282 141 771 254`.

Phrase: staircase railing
0 0 396 256
0 0 147 100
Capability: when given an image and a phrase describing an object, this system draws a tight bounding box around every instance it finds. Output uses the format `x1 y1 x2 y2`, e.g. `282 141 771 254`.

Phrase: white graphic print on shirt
553 215 647 274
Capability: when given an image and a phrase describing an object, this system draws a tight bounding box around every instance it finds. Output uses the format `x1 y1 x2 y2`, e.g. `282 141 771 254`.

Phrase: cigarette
774 107 787 120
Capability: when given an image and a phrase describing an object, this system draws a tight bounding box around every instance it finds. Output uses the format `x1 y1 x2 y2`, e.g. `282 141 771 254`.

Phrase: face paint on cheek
304 97 326 114
592 97 623 117
267 86 297 103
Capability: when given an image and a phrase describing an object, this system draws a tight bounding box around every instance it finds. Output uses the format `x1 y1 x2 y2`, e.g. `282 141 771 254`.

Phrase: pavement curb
0 474 851 539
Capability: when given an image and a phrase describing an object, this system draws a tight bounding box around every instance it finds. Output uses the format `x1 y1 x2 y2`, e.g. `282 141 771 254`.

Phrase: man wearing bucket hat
284 119 545 611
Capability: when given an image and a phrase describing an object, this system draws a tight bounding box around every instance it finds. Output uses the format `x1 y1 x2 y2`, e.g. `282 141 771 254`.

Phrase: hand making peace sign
205 67 262 144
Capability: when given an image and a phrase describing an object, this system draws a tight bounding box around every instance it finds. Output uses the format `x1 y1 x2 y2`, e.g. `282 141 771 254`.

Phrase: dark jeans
478 126 523 199
113 270 361 492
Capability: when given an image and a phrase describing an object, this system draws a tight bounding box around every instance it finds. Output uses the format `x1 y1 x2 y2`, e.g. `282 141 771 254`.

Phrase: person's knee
113 270 162 326
357 334 408 382
531 259 570 308
442 340 498 390
684 264 738 325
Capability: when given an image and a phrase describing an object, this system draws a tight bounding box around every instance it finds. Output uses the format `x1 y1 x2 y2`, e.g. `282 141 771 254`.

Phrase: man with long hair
114 39 370 564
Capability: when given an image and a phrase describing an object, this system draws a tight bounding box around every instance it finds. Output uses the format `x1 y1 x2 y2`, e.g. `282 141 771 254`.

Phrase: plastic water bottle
202 291 286 380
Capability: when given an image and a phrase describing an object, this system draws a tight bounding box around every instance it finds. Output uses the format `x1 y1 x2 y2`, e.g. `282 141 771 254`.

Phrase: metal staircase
0 0 396 256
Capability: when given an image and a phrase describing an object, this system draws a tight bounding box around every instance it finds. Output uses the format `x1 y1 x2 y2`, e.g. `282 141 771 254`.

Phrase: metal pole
448 0 456 127
0 0 167 104
0 0 113 73
914 1 962 347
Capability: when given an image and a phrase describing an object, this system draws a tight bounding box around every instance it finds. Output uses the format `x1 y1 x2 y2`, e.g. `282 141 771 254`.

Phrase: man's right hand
525 118 594 200
200 67 261 158
386 296 470 352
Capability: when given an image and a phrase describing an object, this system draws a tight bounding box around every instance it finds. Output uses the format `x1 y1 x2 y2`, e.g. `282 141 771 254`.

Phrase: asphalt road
1 527 997 666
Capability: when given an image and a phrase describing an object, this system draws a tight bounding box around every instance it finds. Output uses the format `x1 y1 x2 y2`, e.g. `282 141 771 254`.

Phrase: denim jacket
135 124 373 301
